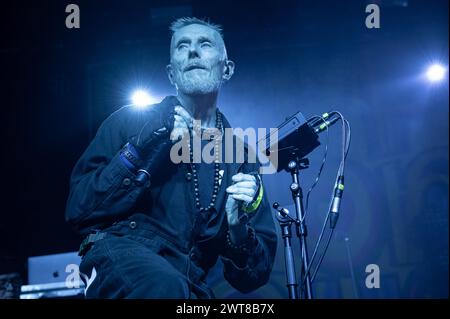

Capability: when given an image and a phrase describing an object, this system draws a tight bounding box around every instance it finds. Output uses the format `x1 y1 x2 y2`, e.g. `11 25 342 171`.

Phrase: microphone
329 175 344 229
307 112 340 134
314 117 340 134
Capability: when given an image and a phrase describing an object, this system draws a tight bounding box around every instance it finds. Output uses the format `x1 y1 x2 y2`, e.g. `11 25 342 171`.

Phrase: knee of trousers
128 269 190 298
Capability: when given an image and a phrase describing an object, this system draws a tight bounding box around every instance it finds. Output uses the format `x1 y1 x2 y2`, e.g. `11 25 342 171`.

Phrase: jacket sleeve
65 107 150 235
220 163 278 294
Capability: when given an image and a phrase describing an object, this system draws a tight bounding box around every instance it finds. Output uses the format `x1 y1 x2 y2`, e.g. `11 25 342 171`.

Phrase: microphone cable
302 113 330 223
299 111 351 291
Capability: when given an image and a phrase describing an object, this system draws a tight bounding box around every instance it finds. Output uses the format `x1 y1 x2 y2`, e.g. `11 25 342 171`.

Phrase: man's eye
177 43 188 50
201 42 212 47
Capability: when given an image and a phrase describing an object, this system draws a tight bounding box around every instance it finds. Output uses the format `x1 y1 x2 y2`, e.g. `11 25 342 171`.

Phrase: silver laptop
27 251 81 285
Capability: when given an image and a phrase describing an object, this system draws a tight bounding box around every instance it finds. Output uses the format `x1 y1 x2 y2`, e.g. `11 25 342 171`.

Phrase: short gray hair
169 17 228 59
169 17 224 39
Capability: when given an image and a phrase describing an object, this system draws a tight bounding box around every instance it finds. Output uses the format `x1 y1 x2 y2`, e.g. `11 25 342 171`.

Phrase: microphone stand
267 111 347 299
288 157 313 299
262 111 329 299
274 203 299 299
274 155 313 299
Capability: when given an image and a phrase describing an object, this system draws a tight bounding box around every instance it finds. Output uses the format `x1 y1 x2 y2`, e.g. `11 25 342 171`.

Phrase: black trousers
79 218 215 299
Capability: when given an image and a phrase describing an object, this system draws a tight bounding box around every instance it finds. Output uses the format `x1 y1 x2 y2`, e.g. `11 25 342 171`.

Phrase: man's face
168 24 229 95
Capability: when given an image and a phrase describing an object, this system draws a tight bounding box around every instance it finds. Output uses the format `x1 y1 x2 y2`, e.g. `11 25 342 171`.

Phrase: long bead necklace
188 109 223 212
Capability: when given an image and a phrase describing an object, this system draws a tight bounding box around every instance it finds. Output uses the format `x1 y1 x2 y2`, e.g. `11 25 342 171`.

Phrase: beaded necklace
188 109 223 212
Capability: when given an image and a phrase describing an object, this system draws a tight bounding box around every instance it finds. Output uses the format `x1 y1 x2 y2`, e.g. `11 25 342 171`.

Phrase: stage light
426 64 446 83
131 90 157 108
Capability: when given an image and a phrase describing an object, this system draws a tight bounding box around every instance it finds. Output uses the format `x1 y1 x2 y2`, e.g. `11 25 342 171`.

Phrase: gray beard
175 70 222 95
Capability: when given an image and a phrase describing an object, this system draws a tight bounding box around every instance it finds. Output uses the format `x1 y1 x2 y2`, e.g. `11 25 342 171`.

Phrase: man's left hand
225 173 258 227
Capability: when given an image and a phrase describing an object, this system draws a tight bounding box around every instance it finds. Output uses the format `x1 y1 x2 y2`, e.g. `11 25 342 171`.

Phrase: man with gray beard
66 17 277 298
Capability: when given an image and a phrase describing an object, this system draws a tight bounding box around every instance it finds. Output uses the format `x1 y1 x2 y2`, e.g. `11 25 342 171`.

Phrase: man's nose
188 45 200 59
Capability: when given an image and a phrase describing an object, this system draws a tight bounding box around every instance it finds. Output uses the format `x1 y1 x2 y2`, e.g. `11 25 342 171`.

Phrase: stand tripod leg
298 222 313 299
280 223 299 299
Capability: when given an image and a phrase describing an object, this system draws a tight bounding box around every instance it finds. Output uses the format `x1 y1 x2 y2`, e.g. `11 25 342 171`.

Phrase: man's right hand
134 104 195 156
171 105 194 142
130 105 191 173
132 106 176 158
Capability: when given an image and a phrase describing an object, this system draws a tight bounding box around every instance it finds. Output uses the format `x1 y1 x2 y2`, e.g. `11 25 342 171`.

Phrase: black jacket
65 96 278 293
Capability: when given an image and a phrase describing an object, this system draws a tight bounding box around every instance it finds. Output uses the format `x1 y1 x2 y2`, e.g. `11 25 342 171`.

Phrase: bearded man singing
65 17 277 298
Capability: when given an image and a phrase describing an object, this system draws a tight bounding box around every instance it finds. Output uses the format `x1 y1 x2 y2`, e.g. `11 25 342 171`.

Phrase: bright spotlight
426 64 446 83
131 90 157 108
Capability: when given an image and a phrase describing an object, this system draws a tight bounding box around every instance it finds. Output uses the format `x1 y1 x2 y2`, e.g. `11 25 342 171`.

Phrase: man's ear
166 64 175 86
222 60 235 81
